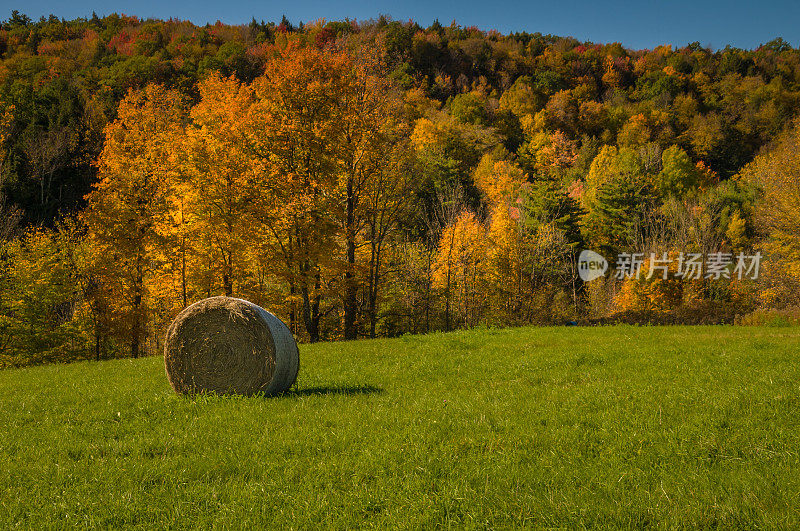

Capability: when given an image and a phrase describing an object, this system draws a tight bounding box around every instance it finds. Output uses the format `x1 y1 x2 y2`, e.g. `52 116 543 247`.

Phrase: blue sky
4 0 799 50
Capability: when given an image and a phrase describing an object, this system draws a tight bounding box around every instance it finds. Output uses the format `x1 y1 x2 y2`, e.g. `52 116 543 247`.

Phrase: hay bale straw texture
164 296 299 396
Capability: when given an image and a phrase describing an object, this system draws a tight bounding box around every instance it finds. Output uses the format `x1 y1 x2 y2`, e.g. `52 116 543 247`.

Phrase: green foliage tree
0 226 91 368
657 145 700 198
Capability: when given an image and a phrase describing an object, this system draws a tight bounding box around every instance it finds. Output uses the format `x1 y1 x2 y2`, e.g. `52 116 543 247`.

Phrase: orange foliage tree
83 85 185 358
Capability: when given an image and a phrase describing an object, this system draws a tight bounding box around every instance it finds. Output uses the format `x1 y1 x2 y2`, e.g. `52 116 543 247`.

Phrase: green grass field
1 325 799 528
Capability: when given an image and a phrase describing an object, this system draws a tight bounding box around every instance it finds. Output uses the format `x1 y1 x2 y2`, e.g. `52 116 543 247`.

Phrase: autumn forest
2 11 800 367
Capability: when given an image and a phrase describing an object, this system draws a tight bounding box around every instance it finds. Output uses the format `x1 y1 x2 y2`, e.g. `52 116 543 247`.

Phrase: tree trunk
222 247 233 296
343 243 357 339
223 273 233 297
367 237 382 339
131 260 144 359
444 275 451 332
131 291 142 359
424 250 432 333
343 176 358 340
301 268 321 343
289 279 297 336
181 235 187 307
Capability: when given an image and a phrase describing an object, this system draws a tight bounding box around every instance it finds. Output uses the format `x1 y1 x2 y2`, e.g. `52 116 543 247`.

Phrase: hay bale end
164 296 299 396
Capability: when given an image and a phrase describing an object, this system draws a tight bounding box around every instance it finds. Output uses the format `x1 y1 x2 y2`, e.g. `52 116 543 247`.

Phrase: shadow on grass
284 384 383 397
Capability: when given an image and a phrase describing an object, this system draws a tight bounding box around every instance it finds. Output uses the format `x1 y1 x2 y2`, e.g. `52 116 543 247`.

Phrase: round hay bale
164 296 299 396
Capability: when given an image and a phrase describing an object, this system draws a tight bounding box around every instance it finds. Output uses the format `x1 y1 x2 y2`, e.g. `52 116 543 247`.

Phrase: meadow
1 325 799 528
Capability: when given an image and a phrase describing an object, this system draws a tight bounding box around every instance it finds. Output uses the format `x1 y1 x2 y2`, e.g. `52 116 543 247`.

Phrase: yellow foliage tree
477 160 526 300
614 253 685 314
739 124 799 275
83 85 185 358
432 211 487 330
738 121 800 306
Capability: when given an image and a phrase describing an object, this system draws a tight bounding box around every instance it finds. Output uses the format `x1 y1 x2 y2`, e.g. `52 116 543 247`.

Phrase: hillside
1 13 798 226
4 12 800 364
1 325 799 527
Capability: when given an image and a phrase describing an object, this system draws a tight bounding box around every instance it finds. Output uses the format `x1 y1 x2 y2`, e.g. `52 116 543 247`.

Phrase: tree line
1 13 800 367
